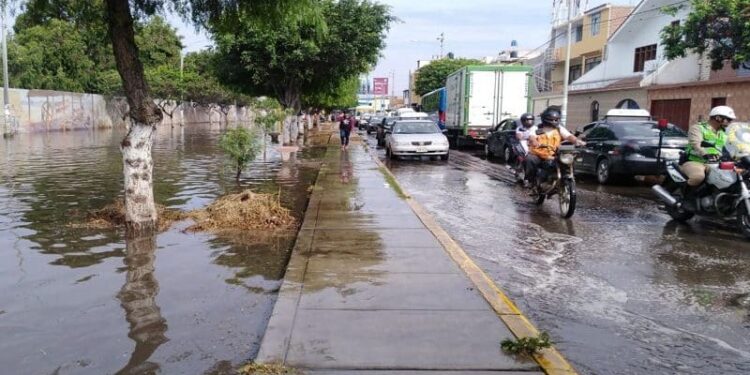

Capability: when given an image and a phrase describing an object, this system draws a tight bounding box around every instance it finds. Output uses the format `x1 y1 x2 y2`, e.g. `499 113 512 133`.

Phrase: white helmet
709 105 736 120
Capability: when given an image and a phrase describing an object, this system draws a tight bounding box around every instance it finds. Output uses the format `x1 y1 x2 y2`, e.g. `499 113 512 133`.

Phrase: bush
219 127 261 179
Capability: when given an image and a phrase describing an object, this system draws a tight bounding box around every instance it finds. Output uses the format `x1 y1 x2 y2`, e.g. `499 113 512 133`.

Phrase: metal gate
650 99 691 130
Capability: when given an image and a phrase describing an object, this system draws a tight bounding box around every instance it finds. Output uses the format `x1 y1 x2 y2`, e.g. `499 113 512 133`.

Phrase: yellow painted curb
368 148 578 375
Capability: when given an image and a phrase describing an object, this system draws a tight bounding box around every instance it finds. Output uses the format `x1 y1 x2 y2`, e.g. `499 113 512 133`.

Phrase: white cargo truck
444 65 532 147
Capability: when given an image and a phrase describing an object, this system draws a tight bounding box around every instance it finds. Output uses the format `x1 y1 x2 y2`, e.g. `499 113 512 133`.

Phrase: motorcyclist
681 105 735 190
524 108 585 186
515 113 536 154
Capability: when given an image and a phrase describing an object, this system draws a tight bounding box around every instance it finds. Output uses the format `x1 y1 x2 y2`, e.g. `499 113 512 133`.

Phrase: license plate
416 147 427 153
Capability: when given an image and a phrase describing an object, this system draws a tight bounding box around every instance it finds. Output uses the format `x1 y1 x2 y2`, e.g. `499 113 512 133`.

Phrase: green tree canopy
8 19 94 92
212 0 392 110
414 58 484 96
661 0 750 70
303 75 359 110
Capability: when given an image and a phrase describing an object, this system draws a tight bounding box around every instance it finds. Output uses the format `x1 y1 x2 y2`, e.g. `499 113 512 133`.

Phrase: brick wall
648 80 750 125
567 88 648 130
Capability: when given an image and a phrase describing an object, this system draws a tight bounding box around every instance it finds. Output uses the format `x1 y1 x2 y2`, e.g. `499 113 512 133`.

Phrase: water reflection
116 235 168 375
0 124 326 373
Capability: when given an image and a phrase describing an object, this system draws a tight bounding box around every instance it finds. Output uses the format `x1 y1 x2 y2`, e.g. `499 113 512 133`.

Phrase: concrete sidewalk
257 128 564 374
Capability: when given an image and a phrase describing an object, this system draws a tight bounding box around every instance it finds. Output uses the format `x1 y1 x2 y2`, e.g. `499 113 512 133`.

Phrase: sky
5 0 637 94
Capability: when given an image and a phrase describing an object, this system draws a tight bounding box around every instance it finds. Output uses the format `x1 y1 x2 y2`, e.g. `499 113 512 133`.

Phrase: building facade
532 3 633 115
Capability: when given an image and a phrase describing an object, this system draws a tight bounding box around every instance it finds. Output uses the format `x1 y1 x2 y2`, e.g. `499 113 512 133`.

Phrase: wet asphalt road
361 131 750 375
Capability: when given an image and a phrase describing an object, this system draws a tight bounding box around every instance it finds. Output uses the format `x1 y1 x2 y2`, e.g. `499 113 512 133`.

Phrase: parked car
385 120 449 161
485 118 520 161
359 113 373 130
367 115 384 134
575 120 688 184
377 112 431 147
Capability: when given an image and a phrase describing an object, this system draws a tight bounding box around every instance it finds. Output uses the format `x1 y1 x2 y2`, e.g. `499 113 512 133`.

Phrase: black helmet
520 113 535 125
540 108 561 126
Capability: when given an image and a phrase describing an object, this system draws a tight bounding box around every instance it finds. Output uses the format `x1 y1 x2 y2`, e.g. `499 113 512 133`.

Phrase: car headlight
395 140 410 146
559 153 575 165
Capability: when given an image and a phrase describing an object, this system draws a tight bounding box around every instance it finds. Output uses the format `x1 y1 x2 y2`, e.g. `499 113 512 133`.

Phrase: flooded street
0 124 323 374
364 132 750 375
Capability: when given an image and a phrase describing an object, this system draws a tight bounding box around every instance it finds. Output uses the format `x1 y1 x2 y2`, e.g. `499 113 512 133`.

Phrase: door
488 120 509 154
650 99 691 130
580 124 610 172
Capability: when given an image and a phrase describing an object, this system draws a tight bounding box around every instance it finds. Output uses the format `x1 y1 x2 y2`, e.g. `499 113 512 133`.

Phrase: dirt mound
75 201 185 231
186 190 295 232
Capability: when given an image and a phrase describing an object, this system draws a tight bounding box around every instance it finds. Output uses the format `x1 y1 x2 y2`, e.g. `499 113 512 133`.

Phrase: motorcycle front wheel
736 203 750 239
559 178 576 218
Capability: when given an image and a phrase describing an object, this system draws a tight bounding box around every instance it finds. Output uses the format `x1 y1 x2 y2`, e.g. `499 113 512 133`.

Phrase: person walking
339 113 354 150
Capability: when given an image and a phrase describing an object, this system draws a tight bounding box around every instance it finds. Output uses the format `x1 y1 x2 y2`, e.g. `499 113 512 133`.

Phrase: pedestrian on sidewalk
339 112 354 150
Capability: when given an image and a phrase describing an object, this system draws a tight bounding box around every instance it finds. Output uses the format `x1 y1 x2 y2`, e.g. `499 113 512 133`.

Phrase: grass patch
73 201 185 231
72 190 295 233
186 190 295 232
501 332 552 356
238 362 302 375
378 166 409 199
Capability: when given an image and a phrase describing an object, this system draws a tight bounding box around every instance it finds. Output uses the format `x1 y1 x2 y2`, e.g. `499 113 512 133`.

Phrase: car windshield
610 122 687 138
393 122 440 134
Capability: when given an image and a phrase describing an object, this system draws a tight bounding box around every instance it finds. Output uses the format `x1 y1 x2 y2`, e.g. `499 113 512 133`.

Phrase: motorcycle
506 137 527 183
652 128 750 239
531 144 578 218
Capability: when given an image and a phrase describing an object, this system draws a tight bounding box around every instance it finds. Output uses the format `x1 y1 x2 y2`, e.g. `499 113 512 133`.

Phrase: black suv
574 120 688 184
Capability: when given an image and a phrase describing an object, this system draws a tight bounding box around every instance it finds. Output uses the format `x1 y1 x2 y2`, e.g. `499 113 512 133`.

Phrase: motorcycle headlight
559 153 575 165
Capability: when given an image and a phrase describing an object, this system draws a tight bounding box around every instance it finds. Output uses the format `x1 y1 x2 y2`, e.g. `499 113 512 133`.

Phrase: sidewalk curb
366 141 578 375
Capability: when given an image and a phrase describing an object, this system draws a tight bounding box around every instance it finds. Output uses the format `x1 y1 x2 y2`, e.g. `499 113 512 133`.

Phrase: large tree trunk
105 0 163 235
279 87 301 146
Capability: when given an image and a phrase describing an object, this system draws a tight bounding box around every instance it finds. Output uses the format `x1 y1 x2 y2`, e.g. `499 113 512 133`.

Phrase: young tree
414 58 484 96
661 0 750 70
219 127 261 180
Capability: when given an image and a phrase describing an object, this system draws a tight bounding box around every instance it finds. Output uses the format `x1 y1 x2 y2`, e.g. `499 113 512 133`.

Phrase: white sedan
385 120 450 161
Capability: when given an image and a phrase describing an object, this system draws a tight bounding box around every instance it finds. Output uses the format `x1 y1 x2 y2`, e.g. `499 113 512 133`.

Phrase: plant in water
501 332 552 356
219 127 261 180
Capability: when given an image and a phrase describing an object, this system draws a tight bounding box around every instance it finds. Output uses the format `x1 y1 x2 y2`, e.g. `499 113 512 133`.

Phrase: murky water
0 124 324 374
365 132 750 375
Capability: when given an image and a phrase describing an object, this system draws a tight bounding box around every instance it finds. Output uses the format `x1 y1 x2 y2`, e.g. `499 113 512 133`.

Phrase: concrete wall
567 87 648 130
1 88 254 134
649 80 750 126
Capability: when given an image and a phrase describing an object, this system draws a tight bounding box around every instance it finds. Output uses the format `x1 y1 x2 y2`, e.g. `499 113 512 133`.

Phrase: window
591 13 601 36
617 99 640 109
634 44 657 72
502 120 518 131
570 64 582 82
711 97 727 108
575 24 583 42
587 125 615 140
590 101 600 122
585 56 602 72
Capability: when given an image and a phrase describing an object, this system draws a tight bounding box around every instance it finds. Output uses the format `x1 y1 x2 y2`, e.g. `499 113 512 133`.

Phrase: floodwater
366 132 750 375
0 124 324 374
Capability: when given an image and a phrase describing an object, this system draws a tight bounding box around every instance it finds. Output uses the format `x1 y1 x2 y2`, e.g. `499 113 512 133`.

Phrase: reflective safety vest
686 122 726 163
530 127 562 160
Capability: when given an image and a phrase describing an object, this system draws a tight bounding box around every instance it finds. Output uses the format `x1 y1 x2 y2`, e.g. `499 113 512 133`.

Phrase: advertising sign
373 77 389 95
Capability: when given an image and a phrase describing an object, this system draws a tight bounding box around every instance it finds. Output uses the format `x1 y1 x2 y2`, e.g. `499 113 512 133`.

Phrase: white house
566 0 692 127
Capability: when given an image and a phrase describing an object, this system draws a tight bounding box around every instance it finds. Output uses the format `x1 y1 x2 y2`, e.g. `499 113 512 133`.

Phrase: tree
219 127 261 180
7 19 95 92
414 58 484 96
661 0 750 70
303 75 359 110
213 0 392 110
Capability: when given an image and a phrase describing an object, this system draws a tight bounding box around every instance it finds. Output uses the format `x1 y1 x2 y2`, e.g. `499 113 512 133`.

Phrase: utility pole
561 0 573 128
437 32 445 58
1 3 9 136
179 52 184 127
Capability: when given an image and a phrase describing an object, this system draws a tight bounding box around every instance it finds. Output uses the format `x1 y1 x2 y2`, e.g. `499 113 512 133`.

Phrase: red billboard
373 77 389 95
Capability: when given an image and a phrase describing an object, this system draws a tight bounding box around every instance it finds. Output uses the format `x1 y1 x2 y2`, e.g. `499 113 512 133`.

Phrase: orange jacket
530 128 562 160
